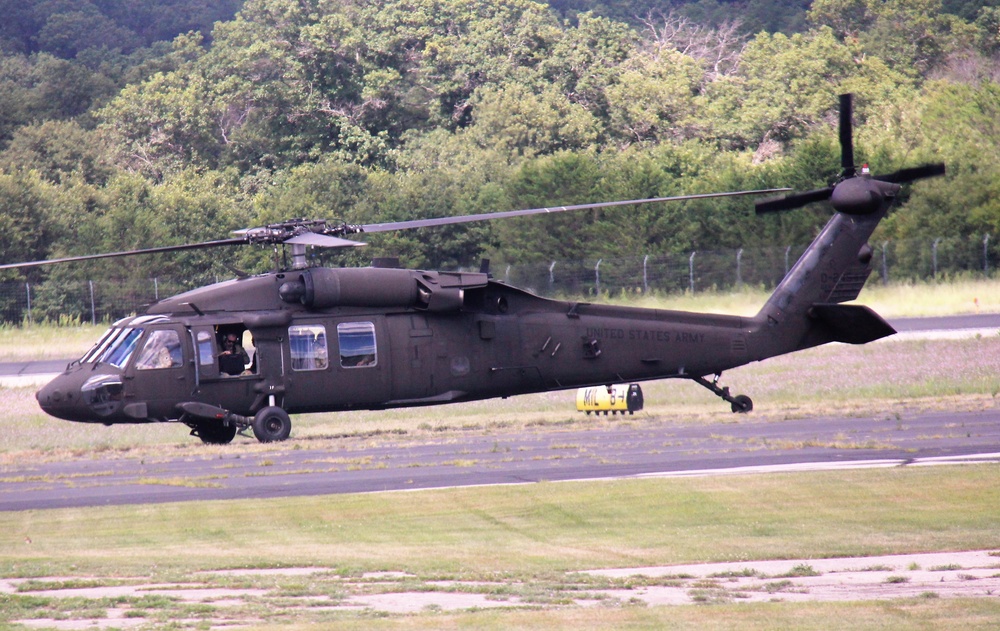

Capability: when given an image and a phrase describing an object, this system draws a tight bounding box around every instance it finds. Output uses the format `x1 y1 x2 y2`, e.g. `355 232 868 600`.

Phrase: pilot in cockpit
219 332 249 375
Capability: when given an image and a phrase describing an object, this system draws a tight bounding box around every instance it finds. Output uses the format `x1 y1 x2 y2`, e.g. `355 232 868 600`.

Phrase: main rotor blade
839 93 855 177
0 238 246 271
755 187 834 214
873 163 946 184
2 189 790 271
285 232 366 248
357 189 791 233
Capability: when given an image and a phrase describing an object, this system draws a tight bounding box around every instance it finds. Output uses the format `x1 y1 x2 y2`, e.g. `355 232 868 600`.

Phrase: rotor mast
291 243 308 269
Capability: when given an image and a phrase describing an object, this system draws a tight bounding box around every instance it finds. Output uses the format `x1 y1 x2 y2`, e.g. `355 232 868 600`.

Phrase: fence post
689 251 696 293
154 277 159 301
932 238 941 279
736 248 743 287
984 234 991 275
25 282 32 324
89 280 96 325
505 265 511 284
784 246 791 275
642 255 649 294
594 259 602 295
548 261 556 291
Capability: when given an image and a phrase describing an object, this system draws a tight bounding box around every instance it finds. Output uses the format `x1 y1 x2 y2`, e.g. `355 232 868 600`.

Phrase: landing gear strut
692 374 753 414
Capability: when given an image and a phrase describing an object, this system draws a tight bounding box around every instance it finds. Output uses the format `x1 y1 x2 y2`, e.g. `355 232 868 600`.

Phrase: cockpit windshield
79 328 116 364
81 327 144 368
79 316 171 368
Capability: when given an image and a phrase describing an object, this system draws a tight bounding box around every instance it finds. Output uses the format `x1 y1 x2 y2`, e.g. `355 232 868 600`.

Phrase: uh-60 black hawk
2 95 944 445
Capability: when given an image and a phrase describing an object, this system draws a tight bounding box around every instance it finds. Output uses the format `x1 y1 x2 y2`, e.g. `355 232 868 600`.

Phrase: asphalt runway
2 313 998 512
2 409 999 511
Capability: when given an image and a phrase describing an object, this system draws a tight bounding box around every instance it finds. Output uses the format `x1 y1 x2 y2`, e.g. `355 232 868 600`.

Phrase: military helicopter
2 94 944 444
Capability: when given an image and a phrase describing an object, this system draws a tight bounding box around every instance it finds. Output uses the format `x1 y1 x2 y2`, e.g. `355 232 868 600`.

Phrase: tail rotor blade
754 94 945 217
874 163 946 184
755 187 834 215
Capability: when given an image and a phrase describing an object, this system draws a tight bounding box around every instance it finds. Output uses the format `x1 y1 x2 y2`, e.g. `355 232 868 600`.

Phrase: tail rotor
755 94 945 216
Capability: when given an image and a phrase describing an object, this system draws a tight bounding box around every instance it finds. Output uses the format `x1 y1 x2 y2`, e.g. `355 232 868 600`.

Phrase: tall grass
602 277 1000 317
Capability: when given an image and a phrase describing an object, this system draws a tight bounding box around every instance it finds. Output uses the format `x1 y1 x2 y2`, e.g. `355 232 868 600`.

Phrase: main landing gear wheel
252 406 292 442
195 422 237 444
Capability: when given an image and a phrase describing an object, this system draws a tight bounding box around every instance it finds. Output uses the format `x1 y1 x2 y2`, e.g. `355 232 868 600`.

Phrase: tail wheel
252 406 292 442
731 395 753 414
195 422 237 444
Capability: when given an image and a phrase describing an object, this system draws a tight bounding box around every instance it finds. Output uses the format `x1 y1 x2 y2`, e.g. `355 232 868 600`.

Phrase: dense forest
1 0 999 306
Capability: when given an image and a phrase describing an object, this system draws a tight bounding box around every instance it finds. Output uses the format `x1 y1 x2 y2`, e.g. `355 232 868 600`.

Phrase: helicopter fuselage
36 268 758 428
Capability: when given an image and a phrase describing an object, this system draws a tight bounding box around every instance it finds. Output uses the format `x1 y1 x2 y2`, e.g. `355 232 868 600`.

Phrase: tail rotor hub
830 176 900 216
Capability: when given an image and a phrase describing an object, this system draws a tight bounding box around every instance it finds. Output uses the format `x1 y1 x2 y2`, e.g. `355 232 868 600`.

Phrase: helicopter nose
36 377 81 421
36 369 125 422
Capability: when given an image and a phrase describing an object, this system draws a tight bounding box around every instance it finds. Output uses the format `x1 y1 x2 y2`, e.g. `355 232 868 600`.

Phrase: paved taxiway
2 409 999 511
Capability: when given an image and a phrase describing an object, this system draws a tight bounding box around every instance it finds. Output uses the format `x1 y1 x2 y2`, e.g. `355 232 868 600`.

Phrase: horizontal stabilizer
808 304 896 345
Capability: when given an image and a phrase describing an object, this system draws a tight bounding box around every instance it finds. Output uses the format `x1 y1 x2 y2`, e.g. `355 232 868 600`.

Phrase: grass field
1 467 999 629
594 276 1000 317
0 279 998 628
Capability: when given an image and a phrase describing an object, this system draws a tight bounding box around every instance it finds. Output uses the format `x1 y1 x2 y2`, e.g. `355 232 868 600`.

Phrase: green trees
809 0 977 76
1 0 999 305
884 81 1000 242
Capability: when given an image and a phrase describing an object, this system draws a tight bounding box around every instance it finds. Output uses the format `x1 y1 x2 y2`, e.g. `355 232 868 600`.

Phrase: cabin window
134 330 183 370
289 324 329 371
338 322 377 368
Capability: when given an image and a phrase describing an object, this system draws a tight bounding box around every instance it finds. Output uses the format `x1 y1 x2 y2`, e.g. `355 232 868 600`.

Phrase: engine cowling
278 267 486 312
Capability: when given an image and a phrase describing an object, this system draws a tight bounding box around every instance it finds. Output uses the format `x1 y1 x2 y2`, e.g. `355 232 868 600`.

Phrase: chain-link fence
1 235 993 324
0 275 225 325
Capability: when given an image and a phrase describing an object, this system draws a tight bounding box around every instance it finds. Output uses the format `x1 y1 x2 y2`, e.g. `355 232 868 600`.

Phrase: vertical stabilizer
746 94 944 361
749 208 894 358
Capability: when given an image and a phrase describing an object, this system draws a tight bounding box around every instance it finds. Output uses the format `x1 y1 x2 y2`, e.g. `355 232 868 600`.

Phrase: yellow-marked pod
576 383 643 415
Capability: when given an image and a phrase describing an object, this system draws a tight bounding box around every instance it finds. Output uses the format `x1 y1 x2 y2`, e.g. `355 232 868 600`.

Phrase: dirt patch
7 550 1000 628
585 550 1000 605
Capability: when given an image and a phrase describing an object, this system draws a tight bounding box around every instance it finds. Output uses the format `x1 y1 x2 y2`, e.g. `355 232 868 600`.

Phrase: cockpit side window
196 330 215 366
134 330 183 370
